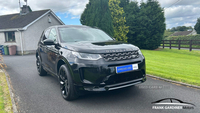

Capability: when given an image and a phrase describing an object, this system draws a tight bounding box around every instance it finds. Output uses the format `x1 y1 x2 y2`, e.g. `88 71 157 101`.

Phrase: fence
162 40 200 51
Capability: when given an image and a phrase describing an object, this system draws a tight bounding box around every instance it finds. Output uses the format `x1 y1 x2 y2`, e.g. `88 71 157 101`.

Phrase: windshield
58 27 114 43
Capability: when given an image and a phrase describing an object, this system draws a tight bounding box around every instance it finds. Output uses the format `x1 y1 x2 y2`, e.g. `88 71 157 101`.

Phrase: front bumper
84 77 146 91
70 56 146 91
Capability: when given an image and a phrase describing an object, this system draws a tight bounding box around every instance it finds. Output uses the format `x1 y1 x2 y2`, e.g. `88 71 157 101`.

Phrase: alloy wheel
59 68 69 98
36 57 41 72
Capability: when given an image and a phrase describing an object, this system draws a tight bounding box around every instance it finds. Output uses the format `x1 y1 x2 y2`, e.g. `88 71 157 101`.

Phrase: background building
0 5 64 55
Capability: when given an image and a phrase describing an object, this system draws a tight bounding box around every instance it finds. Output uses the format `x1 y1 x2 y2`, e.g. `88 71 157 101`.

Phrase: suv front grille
101 51 139 61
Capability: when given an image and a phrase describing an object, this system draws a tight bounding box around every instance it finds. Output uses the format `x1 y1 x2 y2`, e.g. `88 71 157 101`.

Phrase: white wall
22 12 63 52
0 31 21 51
188 30 197 36
0 33 5 45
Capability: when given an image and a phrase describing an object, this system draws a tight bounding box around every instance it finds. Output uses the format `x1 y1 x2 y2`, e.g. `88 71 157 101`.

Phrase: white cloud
164 5 200 28
68 7 84 16
71 16 80 19
0 0 200 29
183 23 194 27
0 0 89 16
132 0 200 28
0 7 18 15
165 5 200 19
31 0 89 16
64 12 69 18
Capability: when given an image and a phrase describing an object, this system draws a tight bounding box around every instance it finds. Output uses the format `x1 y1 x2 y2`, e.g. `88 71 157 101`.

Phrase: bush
163 35 200 48
165 34 200 40
0 55 6 71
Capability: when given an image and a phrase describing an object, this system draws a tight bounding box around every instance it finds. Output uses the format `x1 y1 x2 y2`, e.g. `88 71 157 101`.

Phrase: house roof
171 31 193 36
0 9 64 30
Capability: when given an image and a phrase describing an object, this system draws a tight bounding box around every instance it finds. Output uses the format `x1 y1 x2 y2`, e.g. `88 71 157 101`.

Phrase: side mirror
43 39 56 45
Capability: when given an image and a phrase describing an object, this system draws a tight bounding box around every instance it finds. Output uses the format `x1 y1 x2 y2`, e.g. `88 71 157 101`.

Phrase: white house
0 5 64 55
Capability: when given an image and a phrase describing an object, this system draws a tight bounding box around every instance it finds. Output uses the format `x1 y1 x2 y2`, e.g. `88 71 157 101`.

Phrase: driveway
3 55 200 113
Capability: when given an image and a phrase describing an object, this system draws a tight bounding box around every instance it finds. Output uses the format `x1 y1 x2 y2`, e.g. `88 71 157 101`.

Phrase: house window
5 31 15 42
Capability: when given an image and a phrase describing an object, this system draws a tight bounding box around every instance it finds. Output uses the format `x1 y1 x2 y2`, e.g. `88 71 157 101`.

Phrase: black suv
36 25 146 100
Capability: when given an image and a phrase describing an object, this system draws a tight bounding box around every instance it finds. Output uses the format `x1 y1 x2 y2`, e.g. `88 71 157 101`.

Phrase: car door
46 28 59 75
39 28 51 69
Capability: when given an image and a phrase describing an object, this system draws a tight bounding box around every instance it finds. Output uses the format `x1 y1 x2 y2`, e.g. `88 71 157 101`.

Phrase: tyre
36 56 47 76
59 65 78 101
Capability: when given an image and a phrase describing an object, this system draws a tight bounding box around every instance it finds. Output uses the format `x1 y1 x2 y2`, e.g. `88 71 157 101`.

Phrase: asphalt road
3 55 200 113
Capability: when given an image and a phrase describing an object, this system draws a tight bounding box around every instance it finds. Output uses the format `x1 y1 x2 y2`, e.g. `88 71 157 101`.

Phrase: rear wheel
59 65 78 101
36 56 47 76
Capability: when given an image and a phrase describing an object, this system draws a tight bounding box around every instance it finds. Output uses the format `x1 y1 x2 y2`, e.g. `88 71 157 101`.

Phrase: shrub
165 34 200 40
163 35 200 47
0 55 6 71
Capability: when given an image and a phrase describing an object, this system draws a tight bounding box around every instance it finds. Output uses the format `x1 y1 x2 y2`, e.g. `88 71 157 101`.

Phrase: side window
48 28 57 42
42 29 51 41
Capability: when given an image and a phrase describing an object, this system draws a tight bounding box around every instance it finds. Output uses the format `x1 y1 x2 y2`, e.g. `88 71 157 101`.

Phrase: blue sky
0 0 200 29
56 13 81 25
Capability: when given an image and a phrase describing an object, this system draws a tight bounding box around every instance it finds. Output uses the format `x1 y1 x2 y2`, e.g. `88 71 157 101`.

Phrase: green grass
0 72 13 113
0 84 4 113
141 49 200 86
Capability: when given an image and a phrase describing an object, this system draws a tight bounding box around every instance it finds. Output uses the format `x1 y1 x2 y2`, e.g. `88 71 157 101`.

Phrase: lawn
141 48 200 86
0 72 12 113
0 83 4 113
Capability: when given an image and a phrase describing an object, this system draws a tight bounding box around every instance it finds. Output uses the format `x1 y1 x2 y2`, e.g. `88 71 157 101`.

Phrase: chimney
20 5 32 15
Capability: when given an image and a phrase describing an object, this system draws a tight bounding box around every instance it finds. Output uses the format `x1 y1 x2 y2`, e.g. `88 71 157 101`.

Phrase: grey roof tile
171 31 193 36
0 9 50 29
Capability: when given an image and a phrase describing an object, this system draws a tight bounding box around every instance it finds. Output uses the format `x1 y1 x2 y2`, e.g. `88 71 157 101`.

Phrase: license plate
116 64 138 74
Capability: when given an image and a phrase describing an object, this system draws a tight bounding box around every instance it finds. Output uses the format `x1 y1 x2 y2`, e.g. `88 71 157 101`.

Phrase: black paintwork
36 25 146 92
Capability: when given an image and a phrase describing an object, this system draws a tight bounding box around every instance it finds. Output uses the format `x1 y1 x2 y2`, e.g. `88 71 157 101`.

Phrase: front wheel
59 65 78 101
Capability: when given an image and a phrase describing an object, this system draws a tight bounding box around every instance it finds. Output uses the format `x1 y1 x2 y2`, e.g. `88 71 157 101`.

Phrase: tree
119 0 129 8
124 1 140 45
109 0 129 42
163 30 174 39
170 26 193 32
178 26 187 31
194 18 200 34
122 0 165 49
140 0 166 49
80 0 114 36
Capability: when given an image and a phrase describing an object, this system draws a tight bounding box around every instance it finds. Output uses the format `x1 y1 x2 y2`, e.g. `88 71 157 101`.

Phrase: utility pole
19 0 21 9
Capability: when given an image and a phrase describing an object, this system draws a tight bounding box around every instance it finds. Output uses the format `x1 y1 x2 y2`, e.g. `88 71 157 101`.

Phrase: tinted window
48 28 57 42
58 27 113 43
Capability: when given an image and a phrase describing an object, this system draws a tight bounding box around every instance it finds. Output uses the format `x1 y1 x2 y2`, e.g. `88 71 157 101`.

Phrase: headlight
138 49 143 55
137 48 144 58
135 47 142 55
135 47 144 58
72 51 102 60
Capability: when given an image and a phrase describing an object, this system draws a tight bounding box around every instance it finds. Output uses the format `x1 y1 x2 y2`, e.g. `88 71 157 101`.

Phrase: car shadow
72 86 141 104
43 74 142 105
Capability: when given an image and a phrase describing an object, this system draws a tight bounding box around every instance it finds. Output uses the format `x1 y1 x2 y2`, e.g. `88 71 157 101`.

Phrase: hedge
165 34 200 40
163 35 200 48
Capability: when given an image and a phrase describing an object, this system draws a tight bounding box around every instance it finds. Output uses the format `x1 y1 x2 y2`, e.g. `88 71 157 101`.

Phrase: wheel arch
57 58 73 78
